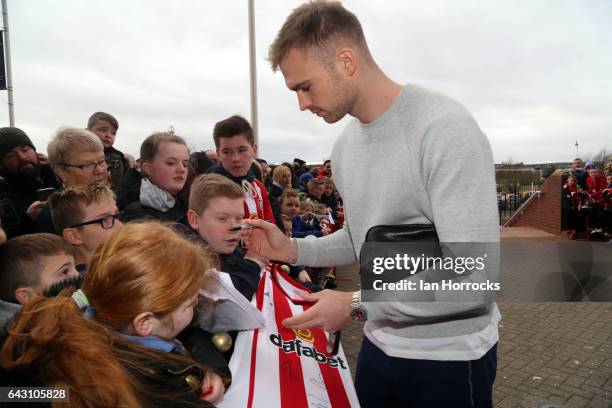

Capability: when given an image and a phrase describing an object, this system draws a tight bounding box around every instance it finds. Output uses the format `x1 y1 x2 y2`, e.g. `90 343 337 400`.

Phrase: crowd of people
0 108 344 406
0 0 510 406
562 157 612 241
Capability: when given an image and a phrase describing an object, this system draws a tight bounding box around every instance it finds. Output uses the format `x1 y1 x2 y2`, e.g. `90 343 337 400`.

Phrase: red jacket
595 173 608 190
586 175 606 204
602 185 612 209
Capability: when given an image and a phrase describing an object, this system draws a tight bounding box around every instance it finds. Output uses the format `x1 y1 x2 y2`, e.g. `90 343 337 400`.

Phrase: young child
182 174 267 361
208 115 274 223
279 188 300 217
278 214 318 289
314 202 334 234
186 174 265 300
279 189 319 238
562 175 588 238
49 184 123 272
119 132 189 222
601 174 612 237
586 168 607 234
294 198 329 238
322 177 340 221
86 112 130 193
0 233 79 329
1 222 225 406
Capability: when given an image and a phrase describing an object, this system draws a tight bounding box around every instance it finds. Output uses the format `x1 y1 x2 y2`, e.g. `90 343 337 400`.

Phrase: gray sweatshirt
296 84 500 360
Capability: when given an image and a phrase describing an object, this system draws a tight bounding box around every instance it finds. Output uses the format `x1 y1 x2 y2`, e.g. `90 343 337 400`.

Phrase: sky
1 0 611 164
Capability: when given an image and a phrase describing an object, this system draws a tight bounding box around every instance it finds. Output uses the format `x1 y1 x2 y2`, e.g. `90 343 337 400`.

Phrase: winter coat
0 164 60 238
118 169 187 223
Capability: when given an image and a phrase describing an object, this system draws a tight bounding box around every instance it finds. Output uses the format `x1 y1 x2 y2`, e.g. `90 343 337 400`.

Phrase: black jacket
118 169 187 223
105 146 130 195
0 164 61 238
267 183 286 234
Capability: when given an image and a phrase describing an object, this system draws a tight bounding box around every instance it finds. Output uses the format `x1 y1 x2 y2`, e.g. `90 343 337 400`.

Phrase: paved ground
334 227 612 408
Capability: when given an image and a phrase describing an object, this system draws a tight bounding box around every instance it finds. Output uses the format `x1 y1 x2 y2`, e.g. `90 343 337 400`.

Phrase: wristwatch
349 290 367 322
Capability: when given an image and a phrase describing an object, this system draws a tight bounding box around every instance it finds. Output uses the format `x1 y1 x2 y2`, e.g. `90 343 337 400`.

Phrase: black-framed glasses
70 214 119 229
60 158 108 172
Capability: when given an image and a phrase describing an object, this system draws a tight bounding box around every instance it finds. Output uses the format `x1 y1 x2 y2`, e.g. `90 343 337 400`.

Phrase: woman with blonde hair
1 222 225 407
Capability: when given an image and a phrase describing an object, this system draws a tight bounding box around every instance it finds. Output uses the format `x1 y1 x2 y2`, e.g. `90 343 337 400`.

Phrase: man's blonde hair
268 0 371 71
47 127 103 166
188 174 245 215
49 185 116 233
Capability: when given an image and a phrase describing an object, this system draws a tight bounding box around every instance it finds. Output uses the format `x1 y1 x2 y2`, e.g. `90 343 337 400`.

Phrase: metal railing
497 183 541 225
502 191 543 227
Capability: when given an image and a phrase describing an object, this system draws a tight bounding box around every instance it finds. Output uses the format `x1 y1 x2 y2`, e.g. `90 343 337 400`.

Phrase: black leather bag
360 224 442 281
364 224 439 244
360 224 491 320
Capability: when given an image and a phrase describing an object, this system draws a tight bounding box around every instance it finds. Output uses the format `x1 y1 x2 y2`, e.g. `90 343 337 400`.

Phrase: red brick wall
506 173 562 234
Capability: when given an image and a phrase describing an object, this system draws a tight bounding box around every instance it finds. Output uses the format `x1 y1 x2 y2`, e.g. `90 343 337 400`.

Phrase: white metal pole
2 0 14 126
248 0 259 148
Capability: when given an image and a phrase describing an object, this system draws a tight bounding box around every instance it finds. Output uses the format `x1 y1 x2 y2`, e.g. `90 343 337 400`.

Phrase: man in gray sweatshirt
248 1 500 406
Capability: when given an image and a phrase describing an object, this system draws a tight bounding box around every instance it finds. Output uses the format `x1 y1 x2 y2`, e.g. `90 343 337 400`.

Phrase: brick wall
506 173 562 234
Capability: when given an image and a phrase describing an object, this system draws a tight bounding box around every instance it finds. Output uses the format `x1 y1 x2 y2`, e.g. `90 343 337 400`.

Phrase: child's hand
321 224 332 236
200 371 225 404
298 270 312 283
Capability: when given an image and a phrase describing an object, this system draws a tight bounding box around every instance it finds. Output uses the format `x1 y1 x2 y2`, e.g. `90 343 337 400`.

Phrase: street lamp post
1 0 15 126
248 0 259 149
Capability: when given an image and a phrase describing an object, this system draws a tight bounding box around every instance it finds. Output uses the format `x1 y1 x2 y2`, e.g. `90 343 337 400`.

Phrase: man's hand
36 153 49 165
244 252 269 270
243 219 297 263
26 200 46 220
282 290 352 333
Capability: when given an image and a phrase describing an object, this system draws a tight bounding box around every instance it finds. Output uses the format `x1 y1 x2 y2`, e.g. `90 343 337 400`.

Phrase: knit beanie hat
0 127 35 158
299 172 313 183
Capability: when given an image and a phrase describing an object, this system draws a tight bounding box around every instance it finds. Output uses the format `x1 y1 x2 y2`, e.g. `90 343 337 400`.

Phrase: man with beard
0 127 60 238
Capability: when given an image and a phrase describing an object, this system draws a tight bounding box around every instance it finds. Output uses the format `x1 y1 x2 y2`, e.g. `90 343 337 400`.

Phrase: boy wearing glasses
33 127 110 234
49 185 122 272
